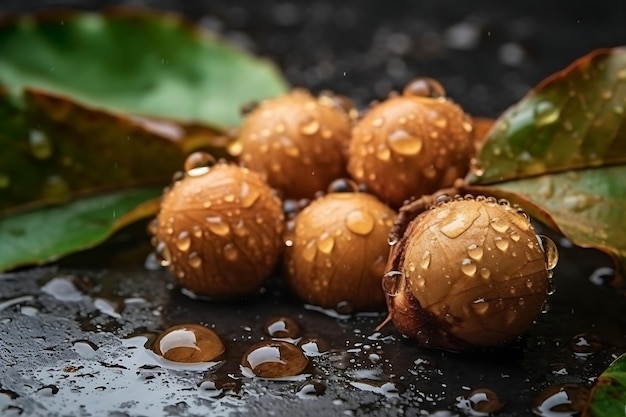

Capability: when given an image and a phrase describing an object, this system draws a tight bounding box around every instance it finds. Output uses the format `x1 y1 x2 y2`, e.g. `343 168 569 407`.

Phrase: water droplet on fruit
29 129 52 159
372 117 385 127
538 235 559 270
489 217 510 233
155 241 172 267
494 236 509 251
382 270 405 296
184 151 215 177
345 210 375 235
317 232 335 254
403 77 446 98
472 299 489 315
387 129 423 156
460 258 477 277
188 252 202 268
467 244 483 261
153 324 225 363
223 243 238 261
440 209 480 238
328 178 359 193
534 100 560 127
420 251 431 269
175 231 191 251
206 216 230 236
264 317 300 338
300 119 320 135
241 341 308 378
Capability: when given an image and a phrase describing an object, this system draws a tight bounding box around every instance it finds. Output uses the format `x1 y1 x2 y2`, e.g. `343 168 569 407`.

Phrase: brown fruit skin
237 89 353 199
285 192 396 312
348 93 473 208
385 198 550 350
154 163 284 300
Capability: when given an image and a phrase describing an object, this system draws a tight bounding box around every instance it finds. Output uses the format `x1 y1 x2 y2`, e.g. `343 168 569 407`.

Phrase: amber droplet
153 324 225 363
264 316 301 338
241 341 308 378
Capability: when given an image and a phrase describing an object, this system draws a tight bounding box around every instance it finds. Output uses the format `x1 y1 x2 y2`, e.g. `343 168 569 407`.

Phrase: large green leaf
0 188 160 271
0 10 288 270
584 353 626 417
468 47 626 279
0 9 287 129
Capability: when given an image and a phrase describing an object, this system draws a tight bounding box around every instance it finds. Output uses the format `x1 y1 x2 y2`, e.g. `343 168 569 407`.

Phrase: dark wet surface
1 1 626 416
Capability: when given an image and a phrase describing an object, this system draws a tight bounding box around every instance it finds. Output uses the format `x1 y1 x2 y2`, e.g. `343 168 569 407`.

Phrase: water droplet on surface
382 270 405 296
72 340 99 358
317 232 335 254
264 316 300 338
531 384 589 417
153 324 225 363
387 129 423 156
461 258 477 276
206 216 230 236
300 119 320 135
41 276 84 302
241 341 308 378
349 380 404 398
184 151 215 177
223 243 239 261
403 77 446 98
570 333 603 358
188 252 202 268
328 178 359 193
494 236 509 252
298 337 330 357
472 299 489 315
296 380 326 399
538 235 559 270
479 268 491 279
376 145 391 161
456 388 504 416
534 100 560 127
302 239 318 262
372 117 385 127
345 210 375 235
29 129 52 159
420 250 431 269
440 209 480 238
175 231 191 251
470 158 485 177
155 241 172 266
489 217 510 233
467 244 483 261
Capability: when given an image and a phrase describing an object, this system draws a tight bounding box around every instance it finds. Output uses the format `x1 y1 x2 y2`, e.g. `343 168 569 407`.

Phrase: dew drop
382 270 405 296
29 129 52 159
296 380 326 399
387 129 423 156
479 268 491 280
467 244 483 261
538 235 559 270
456 388 504 416
420 250 431 269
188 252 202 269
403 77 446 98
460 258 477 277
494 236 509 252
440 209 480 238
300 119 320 135
298 337 330 357
184 151 215 177
227 140 243 157
317 232 335 254
206 216 230 236
531 384 589 417
175 231 191 251
328 178 359 193
241 341 308 378
489 217 510 233
533 100 560 127
376 145 391 161
570 333 603 358
264 316 300 339
302 239 318 262
239 181 260 208
155 241 172 267
153 324 225 363
423 165 438 179
223 243 238 261
472 299 489 315
345 210 375 236
372 117 385 127
470 158 485 177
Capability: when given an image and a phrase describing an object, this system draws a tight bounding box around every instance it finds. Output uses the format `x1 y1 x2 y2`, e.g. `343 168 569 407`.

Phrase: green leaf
467 47 626 279
585 352 626 417
0 188 160 271
0 9 287 129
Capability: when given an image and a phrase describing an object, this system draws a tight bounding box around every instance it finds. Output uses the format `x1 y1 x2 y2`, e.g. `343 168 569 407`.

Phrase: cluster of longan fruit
152 79 557 350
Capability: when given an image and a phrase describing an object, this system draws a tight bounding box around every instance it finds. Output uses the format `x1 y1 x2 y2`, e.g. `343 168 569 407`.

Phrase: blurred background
2 0 625 116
